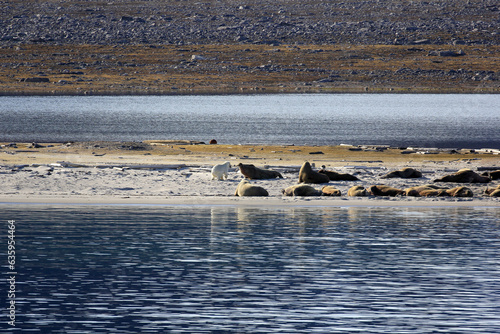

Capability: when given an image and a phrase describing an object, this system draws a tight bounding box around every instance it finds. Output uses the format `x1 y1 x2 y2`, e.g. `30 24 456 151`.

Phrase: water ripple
2 205 500 333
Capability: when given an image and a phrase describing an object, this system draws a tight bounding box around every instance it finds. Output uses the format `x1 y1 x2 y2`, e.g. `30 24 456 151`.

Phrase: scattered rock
191 55 207 61
428 50 466 57
28 142 45 148
1 1 497 46
20 77 50 83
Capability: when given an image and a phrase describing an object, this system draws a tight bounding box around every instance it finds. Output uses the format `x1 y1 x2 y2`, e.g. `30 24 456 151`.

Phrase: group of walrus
230 162 500 198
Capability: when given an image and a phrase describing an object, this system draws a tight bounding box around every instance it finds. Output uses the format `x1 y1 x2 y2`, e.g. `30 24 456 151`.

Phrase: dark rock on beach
20 77 50 83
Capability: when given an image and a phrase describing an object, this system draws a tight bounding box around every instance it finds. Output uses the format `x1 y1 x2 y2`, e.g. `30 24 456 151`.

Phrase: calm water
0 94 499 148
2 205 500 333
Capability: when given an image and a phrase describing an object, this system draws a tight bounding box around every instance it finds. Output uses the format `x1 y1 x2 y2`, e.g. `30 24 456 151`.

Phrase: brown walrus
481 170 500 180
238 163 283 180
405 184 473 197
484 184 500 197
234 179 269 197
282 184 322 196
347 185 368 197
368 185 405 197
298 162 330 184
433 168 491 183
419 188 449 197
405 184 447 197
319 165 359 181
321 185 342 196
381 167 422 179
445 186 473 197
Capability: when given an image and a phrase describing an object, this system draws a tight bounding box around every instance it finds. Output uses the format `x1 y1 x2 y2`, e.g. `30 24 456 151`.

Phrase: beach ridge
1 141 498 206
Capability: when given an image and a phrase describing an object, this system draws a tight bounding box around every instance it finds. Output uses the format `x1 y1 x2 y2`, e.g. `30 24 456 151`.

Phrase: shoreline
2 141 500 166
0 195 498 208
0 141 498 207
1 90 499 97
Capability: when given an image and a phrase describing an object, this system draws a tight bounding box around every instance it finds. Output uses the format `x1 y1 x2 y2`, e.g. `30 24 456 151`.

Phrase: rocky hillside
2 0 499 46
0 0 498 94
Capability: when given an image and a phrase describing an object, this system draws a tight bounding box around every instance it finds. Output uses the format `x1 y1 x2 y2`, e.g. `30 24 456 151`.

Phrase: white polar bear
211 161 231 180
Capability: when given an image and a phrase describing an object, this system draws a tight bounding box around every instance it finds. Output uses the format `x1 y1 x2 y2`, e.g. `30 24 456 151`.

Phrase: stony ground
0 0 499 94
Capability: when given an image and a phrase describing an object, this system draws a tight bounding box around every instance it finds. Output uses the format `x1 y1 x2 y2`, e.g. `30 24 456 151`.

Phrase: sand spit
0 142 498 207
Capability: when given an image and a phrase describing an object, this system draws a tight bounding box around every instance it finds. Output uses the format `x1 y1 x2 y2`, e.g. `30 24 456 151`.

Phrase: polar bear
211 161 231 180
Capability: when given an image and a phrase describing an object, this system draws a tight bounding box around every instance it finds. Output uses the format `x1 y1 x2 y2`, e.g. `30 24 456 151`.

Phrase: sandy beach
0 141 499 207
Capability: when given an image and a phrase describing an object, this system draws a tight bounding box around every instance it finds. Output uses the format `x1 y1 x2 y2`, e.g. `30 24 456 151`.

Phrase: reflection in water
3 205 500 333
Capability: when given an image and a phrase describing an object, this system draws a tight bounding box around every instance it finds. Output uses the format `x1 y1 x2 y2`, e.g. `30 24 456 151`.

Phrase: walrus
434 168 491 183
445 186 473 197
321 185 342 196
405 184 473 197
319 166 359 181
234 179 269 197
347 185 368 197
381 167 422 179
481 170 500 180
488 189 500 197
405 184 447 197
282 184 322 196
484 184 500 197
419 188 449 197
298 162 330 184
368 185 405 197
238 163 283 180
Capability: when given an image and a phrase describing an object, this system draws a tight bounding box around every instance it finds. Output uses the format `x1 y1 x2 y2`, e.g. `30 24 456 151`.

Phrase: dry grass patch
0 44 498 95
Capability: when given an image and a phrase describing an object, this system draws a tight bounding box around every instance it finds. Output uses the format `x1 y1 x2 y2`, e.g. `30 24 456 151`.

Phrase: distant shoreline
1 89 499 97
2 44 499 96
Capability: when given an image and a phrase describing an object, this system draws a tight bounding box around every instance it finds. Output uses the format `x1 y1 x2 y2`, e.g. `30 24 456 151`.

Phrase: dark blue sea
0 94 499 148
2 205 500 333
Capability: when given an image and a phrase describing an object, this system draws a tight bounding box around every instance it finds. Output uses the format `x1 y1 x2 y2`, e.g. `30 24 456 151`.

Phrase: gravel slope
2 0 499 46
